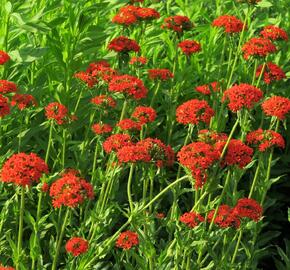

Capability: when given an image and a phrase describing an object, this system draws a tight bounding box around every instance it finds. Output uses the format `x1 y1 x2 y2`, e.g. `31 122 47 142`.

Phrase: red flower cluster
116 231 139 250
260 25 288 41
117 138 174 167
212 15 245 34
242 37 277 60
91 95 116 108
180 212 204 228
49 173 94 208
256 62 286 84
108 36 140 53
148 69 173 81
177 142 220 188
0 95 10 117
261 96 290 120
246 128 285 152
1 153 49 186
45 102 69 125
74 71 98 88
117 119 141 131
197 129 228 145
131 106 156 125
65 237 89 256
0 265 15 270
41 182 50 193
176 99 215 125
103 134 132 153
0 51 10 65
112 5 159 26
129 56 147 65
0 80 17 94
11 94 37 110
178 40 201 55
222 83 263 112
162 16 193 33
195 82 220 95
108 75 147 99
216 139 253 168
92 123 113 135
233 198 263 222
208 205 241 228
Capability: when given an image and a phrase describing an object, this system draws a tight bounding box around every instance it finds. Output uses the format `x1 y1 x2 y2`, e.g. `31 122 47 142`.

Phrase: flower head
256 62 286 84
242 37 276 60
0 265 15 270
11 94 37 110
49 174 94 208
178 40 201 55
129 56 147 66
212 15 245 34
65 237 89 256
74 71 98 88
1 153 49 186
208 205 240 228
195 82 220 95
117 119 141 131
116 231 139 250
108 36 140 53
131 106 156 125
0 80 17 94
45 102 69 125
91 95 116 108
162 16 193 33
233 198 262 222
197 129 228 145
0 95 10 117
92 123 113 135
103 134 132 153
261 96 290 120
148 69 173 81
222 83 263 112
176 99 215 125
260 25 288 41
180 212 204 228
0 51 10 65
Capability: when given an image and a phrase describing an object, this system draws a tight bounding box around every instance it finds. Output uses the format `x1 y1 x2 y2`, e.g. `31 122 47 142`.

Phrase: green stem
127 164 135 212
51 208 70 270
248 156 261 198
16 187 25 270
119 99 128 122
251 59 258 85
62 128 66 169
91 139 99 185
150 81 161 107
221 118 239 158
231 230 243 264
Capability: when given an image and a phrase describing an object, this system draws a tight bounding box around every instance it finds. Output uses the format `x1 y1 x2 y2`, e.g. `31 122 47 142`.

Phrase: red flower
0 95 10 117
148 69 173 81
260 25 288 41
74 71 98 88
216 139 253 168
197 129 228 145
156 212 165 219
177 142 220 188
131 106 156 125
242 37 277 60
256 62 286 84
103 134 132 153
162 16 193 33
11 94 37 110
0 51 10 65
108 36 140 53
41 182 50 193
129 56 147 65
208 205 240 228
233 198 263 222
92 123 113 135
180 212 204 228
246 129 285 152
222 83 263 112
112 11 138 26
0 265 15 270
116 231 139 250
212 15 245 34
49 174 94 208
91 95 116 108
45 102 69 125
261 96 290 120
1 153 49 186
178 40 201 55
86 60 110 72
0 80 17 94
117 145 151 163
117 119 141 131
195 82 220 95
135 7 160 21
176 99 215 125
108 75 147 99
65 237 89 256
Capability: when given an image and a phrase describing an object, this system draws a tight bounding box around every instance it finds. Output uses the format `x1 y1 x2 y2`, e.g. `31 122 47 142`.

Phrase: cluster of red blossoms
0 153 48 186
103 134 132 153
49 172 94 208
180 198 262 229
108 75 147 99
0 80 17 94
148 69 174 81
91 95 116 108
92 123 113 135
260 25 288 41
176 99 215 125
129 56 147 66
0 265 14 270
0 95 10 117
108 36 140 53
162 15 193 33
222 83 263 112
261 96 290 120
65 237 89 257
11 94 37 110
112 5 160 26
117 137 174 167
256 62 286 84
0 50 10 65
116 230 139 250
45 102 71 125
212 15 245 34
246 129 285 152
197 129 228 145
178 40 201 56
195 82 220 95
